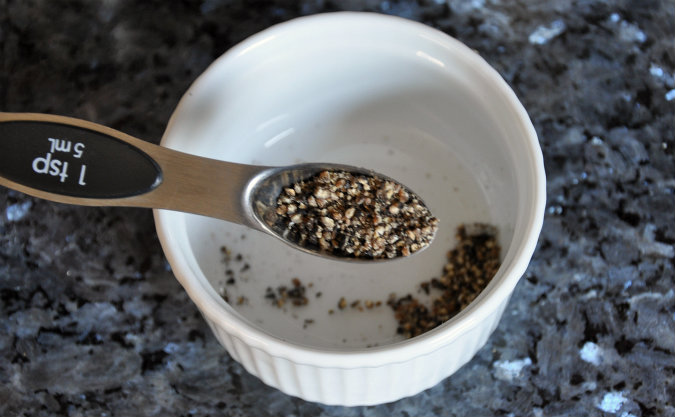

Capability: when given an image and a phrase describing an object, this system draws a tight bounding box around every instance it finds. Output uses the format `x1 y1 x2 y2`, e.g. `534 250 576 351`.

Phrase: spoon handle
0 112 263 226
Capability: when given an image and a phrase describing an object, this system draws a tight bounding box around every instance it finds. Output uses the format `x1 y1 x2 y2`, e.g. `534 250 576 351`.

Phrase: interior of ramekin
155 12 545 366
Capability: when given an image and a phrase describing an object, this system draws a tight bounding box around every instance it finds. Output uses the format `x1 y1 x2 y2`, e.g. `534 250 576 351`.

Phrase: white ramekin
154 12 545 406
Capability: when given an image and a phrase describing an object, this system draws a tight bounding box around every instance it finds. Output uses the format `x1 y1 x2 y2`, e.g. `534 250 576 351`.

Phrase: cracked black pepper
388 223 501 338
265 277 309 308
273 170 439 259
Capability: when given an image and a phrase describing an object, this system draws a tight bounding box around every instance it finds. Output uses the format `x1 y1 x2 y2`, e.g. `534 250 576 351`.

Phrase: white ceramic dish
154 12 545 406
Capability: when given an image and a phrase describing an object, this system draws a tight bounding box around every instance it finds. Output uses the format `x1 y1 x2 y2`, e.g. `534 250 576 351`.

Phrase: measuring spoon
0 112 436 261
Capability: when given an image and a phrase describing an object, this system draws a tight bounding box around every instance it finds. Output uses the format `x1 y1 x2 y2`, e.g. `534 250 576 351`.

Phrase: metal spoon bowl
0 112 436 262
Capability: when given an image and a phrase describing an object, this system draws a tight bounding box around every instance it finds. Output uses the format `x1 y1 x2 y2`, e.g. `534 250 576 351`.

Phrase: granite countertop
1 1 673 416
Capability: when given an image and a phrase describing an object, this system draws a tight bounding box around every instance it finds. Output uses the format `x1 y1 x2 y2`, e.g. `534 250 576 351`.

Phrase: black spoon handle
0 112 261 225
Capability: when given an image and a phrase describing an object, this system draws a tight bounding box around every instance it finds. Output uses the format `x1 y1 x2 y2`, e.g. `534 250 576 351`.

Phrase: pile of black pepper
273 170 439 259
219 224 500 341
387 224 501 338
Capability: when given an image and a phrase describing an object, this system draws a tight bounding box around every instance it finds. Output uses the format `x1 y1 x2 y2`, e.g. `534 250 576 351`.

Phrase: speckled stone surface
1 1 673 416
